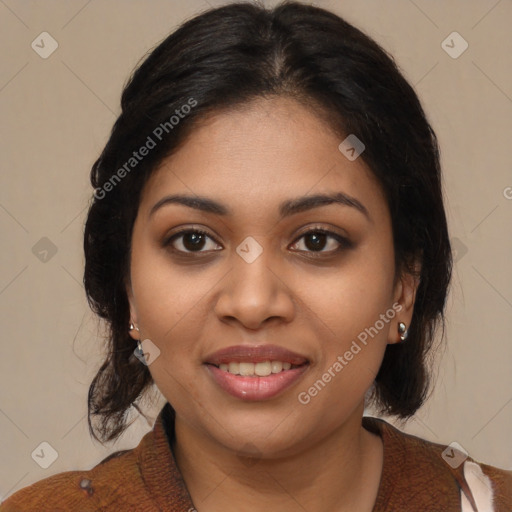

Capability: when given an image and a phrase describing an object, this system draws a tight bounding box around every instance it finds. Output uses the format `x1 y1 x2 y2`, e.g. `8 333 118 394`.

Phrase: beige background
1 0 511 501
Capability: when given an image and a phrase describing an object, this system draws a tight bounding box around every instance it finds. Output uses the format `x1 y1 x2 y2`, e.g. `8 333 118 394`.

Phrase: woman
2 2 510 511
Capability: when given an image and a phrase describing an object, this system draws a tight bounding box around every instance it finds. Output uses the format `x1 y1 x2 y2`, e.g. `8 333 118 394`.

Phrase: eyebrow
149 192 370 220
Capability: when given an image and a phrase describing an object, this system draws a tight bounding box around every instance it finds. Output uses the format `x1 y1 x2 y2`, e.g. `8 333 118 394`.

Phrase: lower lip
205 364 309 401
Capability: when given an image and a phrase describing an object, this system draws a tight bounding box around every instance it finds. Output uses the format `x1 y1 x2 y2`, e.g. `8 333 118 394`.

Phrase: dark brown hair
84 0 452 443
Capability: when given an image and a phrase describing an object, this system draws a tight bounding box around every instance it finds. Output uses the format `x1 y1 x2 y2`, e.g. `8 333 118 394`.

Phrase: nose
213 239 295 330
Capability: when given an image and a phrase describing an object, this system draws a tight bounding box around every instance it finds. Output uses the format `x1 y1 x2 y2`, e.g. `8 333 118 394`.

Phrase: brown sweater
1 402 511 511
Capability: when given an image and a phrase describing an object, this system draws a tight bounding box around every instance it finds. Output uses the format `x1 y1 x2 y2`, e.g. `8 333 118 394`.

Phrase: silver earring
398 322 408 342
130 325 145 361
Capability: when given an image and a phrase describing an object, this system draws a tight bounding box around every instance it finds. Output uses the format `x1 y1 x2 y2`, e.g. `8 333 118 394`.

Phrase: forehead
140 96 386 221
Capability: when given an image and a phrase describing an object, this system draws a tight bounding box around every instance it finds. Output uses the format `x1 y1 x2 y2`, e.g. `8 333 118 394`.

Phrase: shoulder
1 403 193 512
363 416 512 512
1 403 191 512
0 439 151 511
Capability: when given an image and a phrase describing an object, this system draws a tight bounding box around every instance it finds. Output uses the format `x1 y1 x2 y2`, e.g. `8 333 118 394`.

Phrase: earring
398 322 408 342
130 323 144 360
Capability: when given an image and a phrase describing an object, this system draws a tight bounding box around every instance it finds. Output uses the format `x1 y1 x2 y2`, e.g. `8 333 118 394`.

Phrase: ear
388 260 421 345
126 277 139 341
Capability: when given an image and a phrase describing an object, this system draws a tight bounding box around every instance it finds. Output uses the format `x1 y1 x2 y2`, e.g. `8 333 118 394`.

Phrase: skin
127 96 419 512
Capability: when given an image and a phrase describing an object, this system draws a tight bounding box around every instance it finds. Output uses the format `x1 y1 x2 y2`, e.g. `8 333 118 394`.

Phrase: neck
173 404 383 512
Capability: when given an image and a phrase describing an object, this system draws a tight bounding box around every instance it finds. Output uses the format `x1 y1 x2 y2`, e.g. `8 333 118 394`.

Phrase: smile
203 344 310 401
217 361 300 376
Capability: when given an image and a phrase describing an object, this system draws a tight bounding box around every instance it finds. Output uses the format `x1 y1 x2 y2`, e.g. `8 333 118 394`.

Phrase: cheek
298 239 395 346
130 244 208 407
129 245 204 392
131 238 207 333
293 237 395 409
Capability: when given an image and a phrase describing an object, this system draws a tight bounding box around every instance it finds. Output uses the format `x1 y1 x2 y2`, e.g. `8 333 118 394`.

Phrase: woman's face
127 96 416 458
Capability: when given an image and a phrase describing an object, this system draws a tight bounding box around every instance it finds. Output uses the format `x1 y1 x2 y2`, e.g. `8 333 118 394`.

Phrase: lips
204 344 309 366
203 344 310 401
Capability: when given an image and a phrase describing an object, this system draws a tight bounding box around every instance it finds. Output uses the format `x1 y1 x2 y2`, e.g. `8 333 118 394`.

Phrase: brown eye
290 229 353 255
165 229 222 254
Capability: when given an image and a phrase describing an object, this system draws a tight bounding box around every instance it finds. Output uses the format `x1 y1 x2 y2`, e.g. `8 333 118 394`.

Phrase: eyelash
163 226 353 258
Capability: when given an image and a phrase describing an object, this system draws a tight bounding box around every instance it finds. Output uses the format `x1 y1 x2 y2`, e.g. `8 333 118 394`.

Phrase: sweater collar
362 415 405 512
138 402 194 511
140 403 401 512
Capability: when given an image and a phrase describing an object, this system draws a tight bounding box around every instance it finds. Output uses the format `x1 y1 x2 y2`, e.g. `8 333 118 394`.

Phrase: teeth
239 362 255 376
218 360 297 376
271 361 282 373
255 361 272 376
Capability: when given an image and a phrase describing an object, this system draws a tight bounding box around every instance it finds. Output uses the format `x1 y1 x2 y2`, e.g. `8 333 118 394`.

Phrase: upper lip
204 345 309 366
